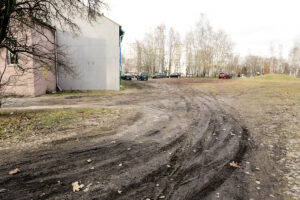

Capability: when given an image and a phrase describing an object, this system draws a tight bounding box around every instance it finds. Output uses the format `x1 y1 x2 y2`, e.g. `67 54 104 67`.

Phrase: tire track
0 81 249 200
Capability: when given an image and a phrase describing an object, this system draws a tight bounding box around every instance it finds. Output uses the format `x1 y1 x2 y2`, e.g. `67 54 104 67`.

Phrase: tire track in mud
0 81 249 200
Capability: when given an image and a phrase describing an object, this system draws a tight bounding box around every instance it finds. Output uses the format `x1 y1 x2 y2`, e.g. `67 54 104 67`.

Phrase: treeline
123 15 300 77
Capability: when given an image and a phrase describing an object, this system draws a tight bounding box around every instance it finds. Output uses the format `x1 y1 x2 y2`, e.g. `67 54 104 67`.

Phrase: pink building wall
0 24 56 96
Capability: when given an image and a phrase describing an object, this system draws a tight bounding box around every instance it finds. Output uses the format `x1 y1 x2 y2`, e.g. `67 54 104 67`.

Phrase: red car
219 72 232 79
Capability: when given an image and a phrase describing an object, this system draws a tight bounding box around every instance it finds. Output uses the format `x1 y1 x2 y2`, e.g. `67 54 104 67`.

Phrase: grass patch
194 74 300 101
192 74 300 198
0 108 121 140
44 80 140 97
44 90 118 97
253 74 299 81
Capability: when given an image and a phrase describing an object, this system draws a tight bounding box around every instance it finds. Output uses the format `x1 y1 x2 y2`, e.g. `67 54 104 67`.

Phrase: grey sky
106 0 300 58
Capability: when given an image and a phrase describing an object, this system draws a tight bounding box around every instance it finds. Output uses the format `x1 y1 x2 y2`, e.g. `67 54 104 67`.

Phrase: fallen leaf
229 161 241 168
72 181 84 192
0 188 7 193
40 193 46 197
9 168 20 175
84 184 92 192
83 188 89 192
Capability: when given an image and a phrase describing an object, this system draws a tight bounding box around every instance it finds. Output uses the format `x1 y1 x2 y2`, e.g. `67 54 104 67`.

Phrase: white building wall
57 16 120 91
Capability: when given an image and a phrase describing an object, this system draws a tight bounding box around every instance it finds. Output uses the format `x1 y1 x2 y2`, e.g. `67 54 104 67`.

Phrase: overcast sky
106 0 300 58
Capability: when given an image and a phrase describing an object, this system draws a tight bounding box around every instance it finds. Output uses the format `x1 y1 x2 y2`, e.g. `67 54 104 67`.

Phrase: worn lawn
192 74 300 199
0 108 123 140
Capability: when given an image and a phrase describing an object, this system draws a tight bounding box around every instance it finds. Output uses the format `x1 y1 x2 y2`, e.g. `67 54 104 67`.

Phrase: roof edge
101 14 121 27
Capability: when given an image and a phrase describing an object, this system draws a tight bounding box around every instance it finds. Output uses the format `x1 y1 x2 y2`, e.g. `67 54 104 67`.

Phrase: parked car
137 72 148 81
219 72 232 79
170 72 181 78
152 73 167 79
121 73 132 80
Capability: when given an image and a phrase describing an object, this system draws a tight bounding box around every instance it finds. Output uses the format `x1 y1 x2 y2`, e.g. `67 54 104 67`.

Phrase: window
8 51 18 65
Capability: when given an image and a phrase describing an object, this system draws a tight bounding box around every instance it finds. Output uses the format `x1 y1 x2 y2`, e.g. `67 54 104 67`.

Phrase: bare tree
289 43 300 77
167 27 181 75
212 30 233 75
154 24 166 73
184 15 233 77
185 31 195 76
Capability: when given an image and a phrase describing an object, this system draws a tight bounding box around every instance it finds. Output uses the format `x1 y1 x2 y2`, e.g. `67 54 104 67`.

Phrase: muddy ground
0 78 295 200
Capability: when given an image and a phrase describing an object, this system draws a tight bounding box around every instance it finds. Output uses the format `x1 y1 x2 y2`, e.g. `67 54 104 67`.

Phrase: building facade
0 24 56 96
0 15 123 96
57 15 123 91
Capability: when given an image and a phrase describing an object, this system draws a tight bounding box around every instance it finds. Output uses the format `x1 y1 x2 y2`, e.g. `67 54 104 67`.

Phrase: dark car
121 73 132 80
137 72 148 81
170 72 181 78
152 73 167 79
219 72 232 79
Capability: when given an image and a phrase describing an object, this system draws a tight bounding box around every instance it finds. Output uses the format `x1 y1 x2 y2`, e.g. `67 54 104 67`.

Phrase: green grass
0 108 120 140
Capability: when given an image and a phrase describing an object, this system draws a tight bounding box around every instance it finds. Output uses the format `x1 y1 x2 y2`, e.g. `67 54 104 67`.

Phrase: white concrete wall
57 16 120 91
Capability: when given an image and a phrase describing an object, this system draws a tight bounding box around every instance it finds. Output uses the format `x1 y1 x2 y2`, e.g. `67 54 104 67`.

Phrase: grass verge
44 80 141 97
0 108 123 140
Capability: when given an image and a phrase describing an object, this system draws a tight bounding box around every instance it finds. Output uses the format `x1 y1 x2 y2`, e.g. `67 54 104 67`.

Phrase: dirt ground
0 76 299 200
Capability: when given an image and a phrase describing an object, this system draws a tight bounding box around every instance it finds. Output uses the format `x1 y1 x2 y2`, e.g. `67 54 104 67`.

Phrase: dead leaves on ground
230 161 241 168
9 168 20 175
72 181 84 192
0 188 7 193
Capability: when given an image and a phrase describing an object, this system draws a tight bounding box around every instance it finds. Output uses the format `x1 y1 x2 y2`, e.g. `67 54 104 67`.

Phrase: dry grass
192 74 300 199
0 108 123 140
43 80 141 97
